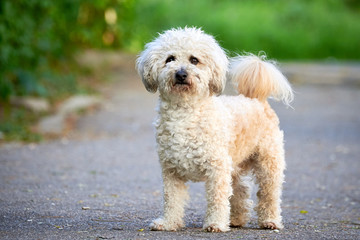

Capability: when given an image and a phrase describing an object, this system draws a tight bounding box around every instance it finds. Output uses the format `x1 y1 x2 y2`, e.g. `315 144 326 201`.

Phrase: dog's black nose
175 69 188 82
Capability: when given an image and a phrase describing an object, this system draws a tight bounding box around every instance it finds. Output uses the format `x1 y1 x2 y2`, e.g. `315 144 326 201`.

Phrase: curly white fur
136 27 293 232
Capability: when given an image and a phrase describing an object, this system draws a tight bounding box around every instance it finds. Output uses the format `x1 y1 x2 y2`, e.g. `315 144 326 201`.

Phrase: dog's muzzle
174 69 190 85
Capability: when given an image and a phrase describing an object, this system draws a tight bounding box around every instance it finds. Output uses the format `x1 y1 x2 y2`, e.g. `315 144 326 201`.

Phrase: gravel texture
1 54 359 239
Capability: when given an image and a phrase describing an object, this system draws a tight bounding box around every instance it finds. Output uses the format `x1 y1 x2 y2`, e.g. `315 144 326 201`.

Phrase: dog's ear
136 44 158 93
209 67 226 95
209 50 228 96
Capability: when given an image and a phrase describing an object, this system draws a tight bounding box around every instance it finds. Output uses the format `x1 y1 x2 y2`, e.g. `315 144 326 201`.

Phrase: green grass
126 0 360 60
0 104 43 143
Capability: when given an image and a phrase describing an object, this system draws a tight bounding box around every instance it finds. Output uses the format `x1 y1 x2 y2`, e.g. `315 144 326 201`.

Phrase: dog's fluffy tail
229 53 294 106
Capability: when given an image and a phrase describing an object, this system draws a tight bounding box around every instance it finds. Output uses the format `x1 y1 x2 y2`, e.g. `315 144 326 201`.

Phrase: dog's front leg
203 162 232 232
150 170 188 231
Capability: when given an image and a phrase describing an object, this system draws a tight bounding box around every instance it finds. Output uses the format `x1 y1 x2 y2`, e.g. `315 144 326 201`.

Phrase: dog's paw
149 218 183 231
150 218 165 231
229 223 245 228
204 224 230 233
260 221 283 230
230 218 248 228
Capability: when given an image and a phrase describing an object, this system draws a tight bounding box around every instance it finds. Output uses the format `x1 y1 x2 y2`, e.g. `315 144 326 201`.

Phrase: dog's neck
158 95 213 112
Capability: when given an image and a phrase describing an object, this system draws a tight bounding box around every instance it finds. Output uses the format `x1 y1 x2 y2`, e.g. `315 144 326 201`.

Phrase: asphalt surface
1 54 360 239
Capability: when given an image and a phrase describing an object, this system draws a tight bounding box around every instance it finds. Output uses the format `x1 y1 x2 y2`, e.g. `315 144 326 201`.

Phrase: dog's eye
165 56 175 64
190 56 199 65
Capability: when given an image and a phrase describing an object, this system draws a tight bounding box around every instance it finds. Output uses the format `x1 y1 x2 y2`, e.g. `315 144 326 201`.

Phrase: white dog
136 27 293 232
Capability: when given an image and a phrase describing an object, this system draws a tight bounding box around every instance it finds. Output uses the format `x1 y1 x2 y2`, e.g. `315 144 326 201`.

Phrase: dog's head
136 27 228 100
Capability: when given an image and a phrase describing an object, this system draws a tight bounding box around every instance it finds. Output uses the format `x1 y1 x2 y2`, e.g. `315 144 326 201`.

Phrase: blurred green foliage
0 0 131 101
0 0 360 142
130 0 360 60
1 0 360 101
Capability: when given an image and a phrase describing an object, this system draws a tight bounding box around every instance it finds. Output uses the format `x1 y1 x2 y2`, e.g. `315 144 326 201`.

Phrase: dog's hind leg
150 170 189 231
253 132 285 230
229 172 252 228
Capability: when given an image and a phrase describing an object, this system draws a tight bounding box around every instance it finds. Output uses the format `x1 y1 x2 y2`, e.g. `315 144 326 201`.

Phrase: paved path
1 53 360 239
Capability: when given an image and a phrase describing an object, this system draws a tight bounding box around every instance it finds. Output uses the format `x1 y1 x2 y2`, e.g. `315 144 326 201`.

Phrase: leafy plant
0 0 359 142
